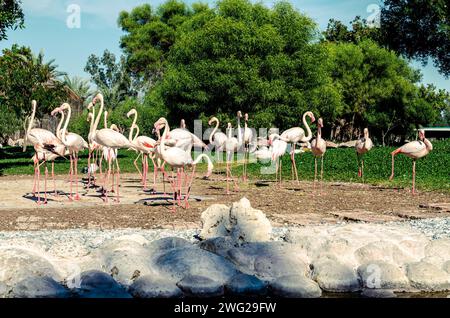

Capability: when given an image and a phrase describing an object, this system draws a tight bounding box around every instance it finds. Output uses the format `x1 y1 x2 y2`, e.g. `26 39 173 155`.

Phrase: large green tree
120 0 339 129
381 0 450 77
84 49 137 109
0 45 68 138
0 0 24 41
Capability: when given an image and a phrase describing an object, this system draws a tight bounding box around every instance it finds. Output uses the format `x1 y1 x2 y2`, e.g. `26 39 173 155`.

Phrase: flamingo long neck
424 138 433 151
227 125 232 140
237 116 242 145
92 96 104 135
104 111 108 129
27 101 37 134
160 119 169 156
209 118 219 144
318 124 322 140
61 104 72 142
56 111 65 139
364 130 369 145
302 112 313 141
89 106 95 137
133 125 140 141
128 112 137 141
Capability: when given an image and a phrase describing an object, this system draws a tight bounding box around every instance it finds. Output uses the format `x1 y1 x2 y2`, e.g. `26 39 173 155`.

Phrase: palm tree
63 75 94 105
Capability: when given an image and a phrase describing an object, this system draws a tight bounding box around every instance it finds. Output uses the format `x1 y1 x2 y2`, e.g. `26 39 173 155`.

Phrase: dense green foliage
3 140 449 193
0 45 68 138
116 0 448 143
0 0 24 41
381 0 450 77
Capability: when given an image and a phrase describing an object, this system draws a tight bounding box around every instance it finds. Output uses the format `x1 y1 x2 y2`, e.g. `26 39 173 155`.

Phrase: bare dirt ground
0 172 449 231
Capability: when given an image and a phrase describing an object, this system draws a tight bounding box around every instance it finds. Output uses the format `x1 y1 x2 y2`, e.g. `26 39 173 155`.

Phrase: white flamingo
208 116 228 172
89 93 135 203
55 103 88 200
224 122 241 194
127 109 157 191
24 100 65 204
355 128 373 179
154 117 213 210
389 129 433 195
274 111 315 183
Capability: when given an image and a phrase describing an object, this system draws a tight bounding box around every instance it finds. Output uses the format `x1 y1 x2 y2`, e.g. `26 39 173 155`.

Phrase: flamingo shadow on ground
22 193 58 203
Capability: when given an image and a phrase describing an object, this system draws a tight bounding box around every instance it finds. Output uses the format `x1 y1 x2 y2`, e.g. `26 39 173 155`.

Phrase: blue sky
1 0 448 90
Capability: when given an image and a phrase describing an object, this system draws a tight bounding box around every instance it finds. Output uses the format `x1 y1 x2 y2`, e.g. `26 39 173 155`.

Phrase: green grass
1 140 449 193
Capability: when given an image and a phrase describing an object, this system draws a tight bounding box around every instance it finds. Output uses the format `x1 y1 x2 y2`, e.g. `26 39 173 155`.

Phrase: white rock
75 270 131 298
225 242 309 279
443 261 450 274
225 274 267 296
199 204 231 239
357 261 409 290
0 282 8 298
199 198 272 243
424 239 450 266
197 236 236 257
11 276 70 298
354 241 415 266
270 275 322 298
311 258 361 292
406 261 450 291
176 275 224 297
87 239 155 286
114 234 150 246
154 246 238 283
129 275 182 298
0 247 61 287
229 197 272 243
147 237 191 253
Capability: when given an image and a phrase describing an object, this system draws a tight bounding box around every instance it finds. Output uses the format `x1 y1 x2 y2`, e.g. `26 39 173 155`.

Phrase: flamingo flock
23 94 433 206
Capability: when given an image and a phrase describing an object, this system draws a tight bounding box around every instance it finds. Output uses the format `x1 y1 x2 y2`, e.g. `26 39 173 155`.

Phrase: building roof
418 127 450 132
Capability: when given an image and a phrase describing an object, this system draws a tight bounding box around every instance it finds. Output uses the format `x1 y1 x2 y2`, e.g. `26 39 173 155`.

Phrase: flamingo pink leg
102 149 112 203
291 144 299 184
74 155 80 200
184 166 196 209
114 155 121 203
68 154 74 201
412 160 416 195
51 162 57 196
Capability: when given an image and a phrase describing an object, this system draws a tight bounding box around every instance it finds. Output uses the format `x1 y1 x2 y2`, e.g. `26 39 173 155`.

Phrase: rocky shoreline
0 197 450 298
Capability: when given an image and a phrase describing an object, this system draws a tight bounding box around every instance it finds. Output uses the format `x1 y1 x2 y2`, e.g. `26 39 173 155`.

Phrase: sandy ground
0 172 449 231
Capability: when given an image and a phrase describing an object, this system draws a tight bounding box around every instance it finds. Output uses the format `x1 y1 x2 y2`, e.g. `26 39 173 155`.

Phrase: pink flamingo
355 128 373 179
276 111 315 183
162 119 208 153
24 100 65 204
89 93 135 203
127 109 157 191
389 129 432 195
154 117 213 210
54 103 88 200
311 118 327 194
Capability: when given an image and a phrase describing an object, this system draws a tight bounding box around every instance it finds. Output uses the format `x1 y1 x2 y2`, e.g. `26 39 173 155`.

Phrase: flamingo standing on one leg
127 109 157 191
278 111 315 184
154 117 213 210
311 118 327 194
89 93 136 203
54 103 88 200
23 100 65 204
355 128 373 180
389 129 432 195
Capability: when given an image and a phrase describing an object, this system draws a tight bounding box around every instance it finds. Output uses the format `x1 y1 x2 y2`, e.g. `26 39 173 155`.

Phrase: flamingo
53 103 88 200
180 119 186 129
241 112 254 182
86 103 101 188
208 116 228 172
224 122 240 194
268 133 288 187
162 119 208 153
355 128 373 179
154 117 213 210
311 118 327 194
89 93 135 203
127 109 157 191
389 129 433 195
277 111 315 183
24 100 65 204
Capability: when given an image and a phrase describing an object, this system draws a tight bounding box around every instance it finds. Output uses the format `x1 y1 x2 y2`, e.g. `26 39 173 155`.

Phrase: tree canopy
0 0 24 41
